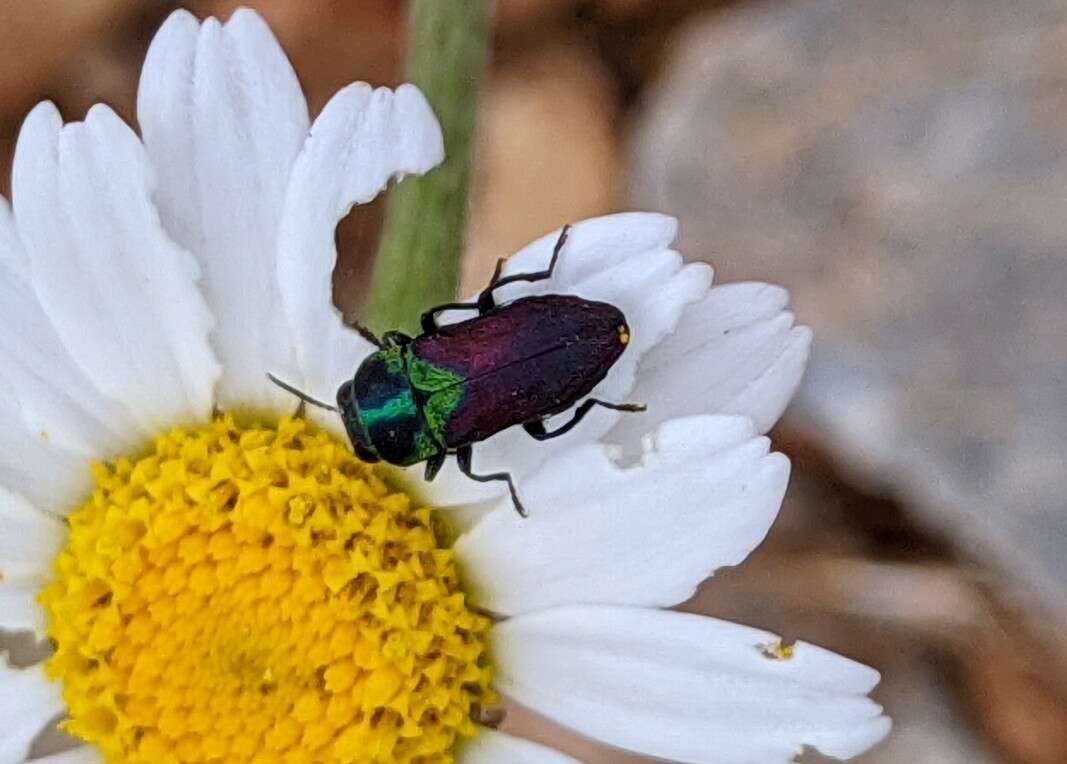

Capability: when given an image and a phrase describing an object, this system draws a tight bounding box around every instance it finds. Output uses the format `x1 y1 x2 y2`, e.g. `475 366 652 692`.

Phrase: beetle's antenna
349 321 383 348
266 373 338 412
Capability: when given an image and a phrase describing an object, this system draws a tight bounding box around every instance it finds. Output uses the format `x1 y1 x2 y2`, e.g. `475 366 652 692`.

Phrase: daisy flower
0 8 890 764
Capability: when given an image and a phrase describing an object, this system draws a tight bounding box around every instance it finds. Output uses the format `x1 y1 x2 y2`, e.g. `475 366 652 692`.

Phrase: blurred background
1 1 1065 761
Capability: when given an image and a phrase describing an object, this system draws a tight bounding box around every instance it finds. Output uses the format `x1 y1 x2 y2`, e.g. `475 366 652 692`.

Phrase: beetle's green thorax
337 346 452 466
406 353 465 441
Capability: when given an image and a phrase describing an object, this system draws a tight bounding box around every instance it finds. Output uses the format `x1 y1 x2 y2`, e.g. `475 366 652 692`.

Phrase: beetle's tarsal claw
511 490 529 518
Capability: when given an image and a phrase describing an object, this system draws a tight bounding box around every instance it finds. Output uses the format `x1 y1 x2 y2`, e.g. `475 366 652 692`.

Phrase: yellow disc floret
40 416 494 763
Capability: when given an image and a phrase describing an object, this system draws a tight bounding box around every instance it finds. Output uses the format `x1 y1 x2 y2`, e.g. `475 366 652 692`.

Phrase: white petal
0 590 45 635
0 373 92 512
138 9 309 411
494 606 892 764
460 729 580 764
0 657 63 764
0 487 63 635
276 82 443 405
32 749 104 764
1 181 146 460
0 198 25 275
12 102 220 434
0 261 144 460
456 415 788 613
610 282 812 453
495 212 680 286
0 486 63 583
422 214 710 507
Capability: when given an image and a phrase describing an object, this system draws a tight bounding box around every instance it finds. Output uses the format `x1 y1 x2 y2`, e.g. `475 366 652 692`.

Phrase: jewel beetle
270 226 644 516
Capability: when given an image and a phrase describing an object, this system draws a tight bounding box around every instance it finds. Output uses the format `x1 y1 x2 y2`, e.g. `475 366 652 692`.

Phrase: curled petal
456 415 787 613
276 82 443 415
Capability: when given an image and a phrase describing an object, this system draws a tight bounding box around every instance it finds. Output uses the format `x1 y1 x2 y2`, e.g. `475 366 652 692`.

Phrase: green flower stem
364 0 491 334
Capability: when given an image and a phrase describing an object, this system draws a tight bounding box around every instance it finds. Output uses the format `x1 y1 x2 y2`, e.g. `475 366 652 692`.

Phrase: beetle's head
337 349 435 467
336 379 380 463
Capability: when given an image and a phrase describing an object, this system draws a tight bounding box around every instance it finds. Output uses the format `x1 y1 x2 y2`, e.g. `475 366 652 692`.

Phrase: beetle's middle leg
476 224 571 312
455 445 527 517
523 398 646 441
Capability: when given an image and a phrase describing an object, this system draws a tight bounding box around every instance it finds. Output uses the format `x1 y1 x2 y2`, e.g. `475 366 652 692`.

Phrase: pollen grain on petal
40 416 494 763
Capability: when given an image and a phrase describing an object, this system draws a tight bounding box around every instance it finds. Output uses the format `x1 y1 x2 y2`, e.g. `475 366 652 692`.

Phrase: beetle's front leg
523 398 646 441
380 331 413 348
424 451 446 482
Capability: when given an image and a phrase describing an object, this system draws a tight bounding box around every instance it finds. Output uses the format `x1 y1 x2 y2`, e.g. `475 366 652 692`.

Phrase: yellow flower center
40 417 494 763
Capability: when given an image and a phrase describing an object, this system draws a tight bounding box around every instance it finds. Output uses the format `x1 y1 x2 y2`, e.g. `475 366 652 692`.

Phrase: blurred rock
495 0 575 31
631 0 1067 642
595 0 663 21
0 0 140 109
462 42 621 293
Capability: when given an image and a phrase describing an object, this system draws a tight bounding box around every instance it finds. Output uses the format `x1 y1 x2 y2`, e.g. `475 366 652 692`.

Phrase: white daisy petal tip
313 80 445 210
138 2 311 412
610 279 813 453
493 606 891 764
455 413 789 614
393 83 446 174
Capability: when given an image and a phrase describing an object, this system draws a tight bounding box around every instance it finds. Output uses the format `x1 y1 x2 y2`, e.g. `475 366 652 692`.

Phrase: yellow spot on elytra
618 324 630 345
40 416 494 763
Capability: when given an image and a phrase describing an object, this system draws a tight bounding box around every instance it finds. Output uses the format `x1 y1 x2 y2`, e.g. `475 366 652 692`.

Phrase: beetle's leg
381 331 413 348
420 301 481 335
424 451 446 482
348 320 383 348
477 224 570 312
485 256 506 287
455 445 527 518
523 398 646 441
471 259 506 313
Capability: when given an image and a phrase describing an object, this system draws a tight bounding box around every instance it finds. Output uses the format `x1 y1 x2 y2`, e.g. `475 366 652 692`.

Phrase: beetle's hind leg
419 301 482 335
422 225 572 327
455 445 527 517
476 224 571 312
523 398 646 441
